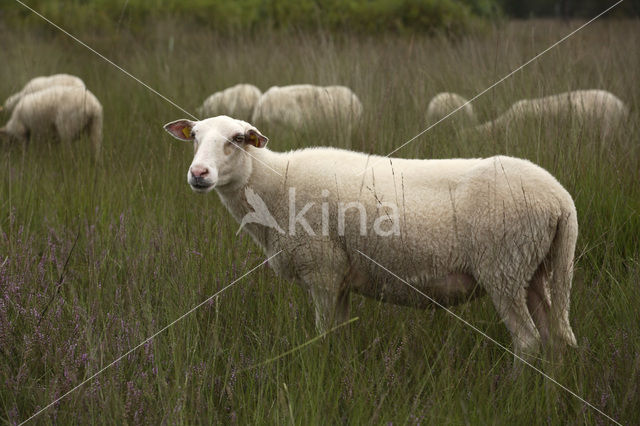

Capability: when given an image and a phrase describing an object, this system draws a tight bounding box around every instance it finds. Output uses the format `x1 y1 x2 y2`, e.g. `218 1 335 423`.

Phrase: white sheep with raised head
1 86 103 159
2 73 85 112
251 84 363 133
425 92 477 126
196 84 262 121
163 115 578 360
475 90 628 138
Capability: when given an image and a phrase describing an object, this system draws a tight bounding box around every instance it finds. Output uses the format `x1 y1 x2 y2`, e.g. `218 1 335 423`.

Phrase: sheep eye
232 134 245 143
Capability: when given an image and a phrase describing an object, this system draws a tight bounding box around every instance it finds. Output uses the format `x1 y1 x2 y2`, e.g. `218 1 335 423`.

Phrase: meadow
1 16 639 424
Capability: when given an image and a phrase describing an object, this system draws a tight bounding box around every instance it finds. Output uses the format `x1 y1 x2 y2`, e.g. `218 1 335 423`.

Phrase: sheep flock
3 72 630 363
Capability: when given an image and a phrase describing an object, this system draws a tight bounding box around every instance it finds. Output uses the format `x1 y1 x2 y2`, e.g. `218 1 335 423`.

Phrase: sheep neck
214 147 288 249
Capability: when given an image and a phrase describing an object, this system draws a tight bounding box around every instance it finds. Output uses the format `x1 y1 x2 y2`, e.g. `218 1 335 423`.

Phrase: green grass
1 18 639 424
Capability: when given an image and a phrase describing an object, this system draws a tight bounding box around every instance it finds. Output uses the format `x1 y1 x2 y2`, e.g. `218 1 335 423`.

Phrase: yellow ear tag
249 133 258 146
182 127 191 139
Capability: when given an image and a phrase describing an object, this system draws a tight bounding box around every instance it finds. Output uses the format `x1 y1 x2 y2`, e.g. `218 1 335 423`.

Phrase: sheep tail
548 207 578 347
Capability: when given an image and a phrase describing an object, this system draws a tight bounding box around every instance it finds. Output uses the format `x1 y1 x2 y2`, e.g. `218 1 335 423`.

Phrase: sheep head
0 126 15 143
164 115 268 193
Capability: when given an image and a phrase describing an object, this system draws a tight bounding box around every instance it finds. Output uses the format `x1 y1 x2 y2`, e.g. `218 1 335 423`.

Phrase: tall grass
1 18 639 424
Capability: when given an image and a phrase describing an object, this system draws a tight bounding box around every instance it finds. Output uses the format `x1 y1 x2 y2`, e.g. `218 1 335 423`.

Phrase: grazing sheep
3 74 85 112
163 115 578 360
251 84 363 133
425 92 477 126
0 86 103 159
476 90 628 138
196 84 262 121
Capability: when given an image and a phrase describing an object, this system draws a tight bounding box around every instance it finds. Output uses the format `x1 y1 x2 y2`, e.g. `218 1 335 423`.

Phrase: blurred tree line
0 0 637 35
498 0 639 19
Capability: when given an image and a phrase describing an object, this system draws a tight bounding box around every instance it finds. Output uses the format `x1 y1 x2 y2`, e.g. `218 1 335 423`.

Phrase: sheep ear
246 129 268 148
164 119 195 141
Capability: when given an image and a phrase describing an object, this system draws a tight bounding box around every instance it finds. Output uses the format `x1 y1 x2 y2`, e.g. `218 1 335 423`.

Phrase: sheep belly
351 271 483 308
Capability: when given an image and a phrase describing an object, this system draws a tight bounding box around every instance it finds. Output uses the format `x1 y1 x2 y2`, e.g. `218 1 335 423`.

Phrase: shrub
1 0 497 36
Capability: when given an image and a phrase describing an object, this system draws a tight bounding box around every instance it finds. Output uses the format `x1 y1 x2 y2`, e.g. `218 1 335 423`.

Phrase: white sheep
2 74 85 112
425 92 477 126
0 86 103 159
251 84 363 133
475 90 628 138
196 84 262 121
163 115 578 359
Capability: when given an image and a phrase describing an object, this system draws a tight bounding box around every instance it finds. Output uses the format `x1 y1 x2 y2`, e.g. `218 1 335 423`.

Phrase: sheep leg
526 266 551 347
488 286 541 362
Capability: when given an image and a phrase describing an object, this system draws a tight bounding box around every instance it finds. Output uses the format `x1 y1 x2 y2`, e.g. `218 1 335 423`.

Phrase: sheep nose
190 166 209 178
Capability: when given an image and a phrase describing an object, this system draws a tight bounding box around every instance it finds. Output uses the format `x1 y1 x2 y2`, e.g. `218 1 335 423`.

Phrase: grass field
1 16 639 425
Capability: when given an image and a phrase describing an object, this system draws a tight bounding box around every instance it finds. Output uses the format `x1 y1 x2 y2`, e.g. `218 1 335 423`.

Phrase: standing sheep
0 86 103 159
196 84 262 121
475 90 628 138
2 74 85 112
163 115 578 360
251 84 363 134
425 92 477 126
